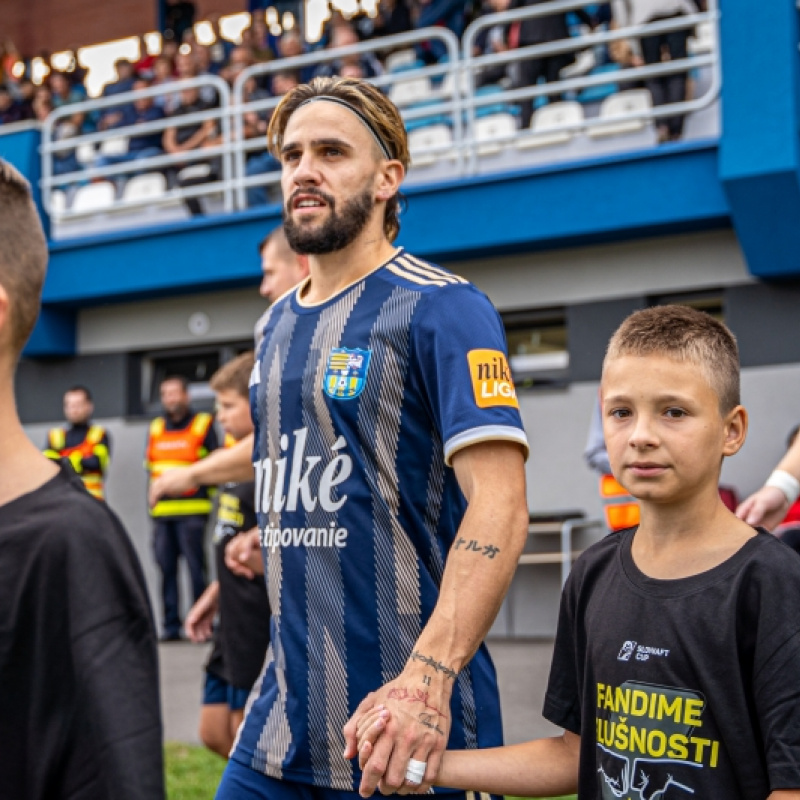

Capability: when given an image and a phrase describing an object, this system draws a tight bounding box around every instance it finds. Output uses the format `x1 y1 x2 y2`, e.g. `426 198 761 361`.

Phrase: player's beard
284 186 374 255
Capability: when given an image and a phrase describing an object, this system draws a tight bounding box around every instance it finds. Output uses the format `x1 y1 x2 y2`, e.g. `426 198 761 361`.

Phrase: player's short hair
0 160 48 360
604 304 740 412
66 385 93 401
210 351 255 398
267 76 410 242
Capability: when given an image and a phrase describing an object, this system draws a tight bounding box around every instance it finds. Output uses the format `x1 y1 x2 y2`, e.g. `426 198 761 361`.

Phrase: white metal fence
23 0 718 233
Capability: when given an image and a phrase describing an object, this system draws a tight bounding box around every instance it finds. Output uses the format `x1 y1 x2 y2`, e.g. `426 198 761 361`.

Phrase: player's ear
722 405 748 457
375 159 404 203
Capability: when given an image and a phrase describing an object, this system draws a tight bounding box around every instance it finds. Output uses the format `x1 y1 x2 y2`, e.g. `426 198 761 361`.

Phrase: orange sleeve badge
467 349 519 409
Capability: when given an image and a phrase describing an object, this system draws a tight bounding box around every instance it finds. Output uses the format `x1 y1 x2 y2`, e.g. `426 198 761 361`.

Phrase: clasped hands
342 674 453 797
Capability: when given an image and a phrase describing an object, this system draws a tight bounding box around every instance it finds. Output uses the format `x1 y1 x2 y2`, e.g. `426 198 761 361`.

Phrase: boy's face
601 354 746 506
215 388 253 441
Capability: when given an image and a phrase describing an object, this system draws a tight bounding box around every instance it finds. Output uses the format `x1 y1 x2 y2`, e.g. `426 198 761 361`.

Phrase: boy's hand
149 467 198 507
225 529 263 579
184 582 219 642
736 486 789 530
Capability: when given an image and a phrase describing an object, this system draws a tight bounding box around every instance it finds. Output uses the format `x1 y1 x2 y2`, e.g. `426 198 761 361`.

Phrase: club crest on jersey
324 347 372 400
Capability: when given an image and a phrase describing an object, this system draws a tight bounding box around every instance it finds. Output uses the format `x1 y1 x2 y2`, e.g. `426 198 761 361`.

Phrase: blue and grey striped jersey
233 248 529 790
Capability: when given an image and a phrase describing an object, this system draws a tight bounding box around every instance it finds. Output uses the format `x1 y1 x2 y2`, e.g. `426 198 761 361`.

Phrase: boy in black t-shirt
185 351 271 758
355 305 800 800
0 162 164 798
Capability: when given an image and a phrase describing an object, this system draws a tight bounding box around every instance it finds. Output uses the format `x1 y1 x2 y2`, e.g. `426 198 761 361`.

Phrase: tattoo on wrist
410 651 457 681
454 537 500 559
419 712 445 736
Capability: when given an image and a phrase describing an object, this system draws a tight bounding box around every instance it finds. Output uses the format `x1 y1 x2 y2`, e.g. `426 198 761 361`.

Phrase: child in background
185 351 271 757
356 305 800 800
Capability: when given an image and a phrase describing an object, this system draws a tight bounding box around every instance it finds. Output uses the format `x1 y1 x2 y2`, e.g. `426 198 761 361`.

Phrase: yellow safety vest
45 425 109 501
600 474 640 532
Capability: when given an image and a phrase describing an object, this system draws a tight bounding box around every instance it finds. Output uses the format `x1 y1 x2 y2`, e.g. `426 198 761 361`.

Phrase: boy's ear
722 405 748 457
0 283 10 346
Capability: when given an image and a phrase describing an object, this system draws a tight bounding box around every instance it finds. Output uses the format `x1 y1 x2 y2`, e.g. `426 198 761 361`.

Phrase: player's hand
184 582 219 642
736 486 789 530
343 669 453 797
148 467 198 508
225 529 262 579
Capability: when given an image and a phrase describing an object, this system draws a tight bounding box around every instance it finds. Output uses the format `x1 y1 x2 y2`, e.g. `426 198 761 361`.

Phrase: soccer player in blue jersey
210 76 530 800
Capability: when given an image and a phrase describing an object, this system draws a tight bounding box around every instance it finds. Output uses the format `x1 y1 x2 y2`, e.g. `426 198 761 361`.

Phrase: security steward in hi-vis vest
585 395 640 532
43 386 111 501
146 376 219 641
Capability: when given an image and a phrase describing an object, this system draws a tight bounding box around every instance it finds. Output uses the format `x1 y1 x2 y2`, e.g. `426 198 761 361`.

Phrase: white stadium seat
50 189 68 216
588 89 653 138
100 136 129 156
688 21 715 56
474 112 517 156
71 181 115 213
409 124 454 167
388 76 432 107
385 49 418 72
122 172 167 203
518 101 584 149
76 143 96 165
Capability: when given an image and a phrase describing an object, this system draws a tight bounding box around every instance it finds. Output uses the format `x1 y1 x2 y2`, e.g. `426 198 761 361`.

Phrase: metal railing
27 0 719 228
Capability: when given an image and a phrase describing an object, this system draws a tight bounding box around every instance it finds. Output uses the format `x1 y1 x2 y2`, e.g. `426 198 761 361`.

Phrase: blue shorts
215 758 500 800
203 671 250 711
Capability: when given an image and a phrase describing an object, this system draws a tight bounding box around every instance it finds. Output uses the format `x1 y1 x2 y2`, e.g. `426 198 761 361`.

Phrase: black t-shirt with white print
544 527 800 800
207 480 272 691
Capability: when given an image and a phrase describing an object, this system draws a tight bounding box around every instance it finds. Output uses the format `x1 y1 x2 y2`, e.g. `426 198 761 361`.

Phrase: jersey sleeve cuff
444 425 530 466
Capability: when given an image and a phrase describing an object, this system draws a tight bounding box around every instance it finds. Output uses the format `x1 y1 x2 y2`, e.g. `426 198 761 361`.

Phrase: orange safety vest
600 474 640 532
46 425 108 501
146 412 214 517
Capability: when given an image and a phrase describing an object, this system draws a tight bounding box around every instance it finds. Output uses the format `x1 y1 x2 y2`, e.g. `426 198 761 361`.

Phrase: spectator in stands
207 13 235 74
372 0 415 39
510 0 594 127
150 54 177 112
134 36 158 80
612 0 699 142
276 31 315 84
246 14 277 62
93 78 165 185
31 86 52 122
471 0 516 88
162 83 218 215
313 23 384 80
222 45 256 86
415 0 472 62
242 71 297 207
98 59 137 132
48 72 93 178
0 83 33 125
13 79 36 117
164 0 196 45
171 49 216 108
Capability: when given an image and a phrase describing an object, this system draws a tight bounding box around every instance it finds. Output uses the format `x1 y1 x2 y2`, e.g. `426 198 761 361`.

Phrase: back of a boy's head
0 160 48 360
604 305 740 412
210 351 255 398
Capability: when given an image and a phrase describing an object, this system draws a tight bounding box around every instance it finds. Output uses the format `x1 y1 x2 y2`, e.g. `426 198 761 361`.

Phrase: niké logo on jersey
324 347 372 400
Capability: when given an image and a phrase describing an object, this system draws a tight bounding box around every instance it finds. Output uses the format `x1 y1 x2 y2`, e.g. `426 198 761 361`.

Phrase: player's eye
664 407 686 419
609 408 631 419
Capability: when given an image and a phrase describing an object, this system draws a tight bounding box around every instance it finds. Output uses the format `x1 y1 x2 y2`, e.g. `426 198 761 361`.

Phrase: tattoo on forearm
418 712 445 736
410 651 457 681
454 538 500 559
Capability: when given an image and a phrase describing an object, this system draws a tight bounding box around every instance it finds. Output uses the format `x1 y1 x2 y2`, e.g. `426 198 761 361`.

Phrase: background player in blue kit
359 305 800 800
214 76 531 800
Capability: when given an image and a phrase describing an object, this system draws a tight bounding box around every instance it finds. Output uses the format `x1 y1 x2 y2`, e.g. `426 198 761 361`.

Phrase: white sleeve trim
444 425 530 466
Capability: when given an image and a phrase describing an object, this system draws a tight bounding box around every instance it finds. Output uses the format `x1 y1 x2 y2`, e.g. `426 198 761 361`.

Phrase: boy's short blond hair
210 351 255 398
604 305 740 412
0 160 48 359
